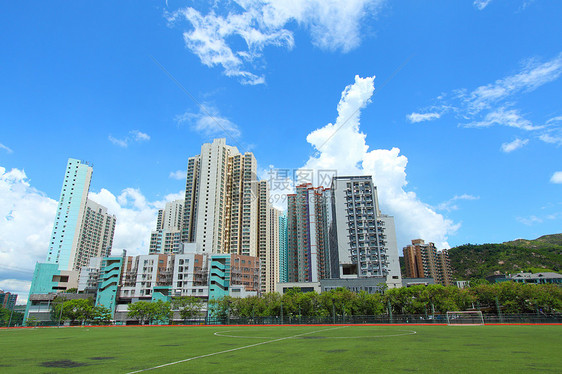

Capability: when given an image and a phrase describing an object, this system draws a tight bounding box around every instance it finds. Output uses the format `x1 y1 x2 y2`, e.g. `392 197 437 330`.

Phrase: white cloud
539 116 562 145
550 171 562 184
464 107 542 130
297 75 458 249
409 53 562 143
437 194 480 212
167 0 384 84
516 215 543 226
460 54 562 115
108 130 151 147
89 188 184 257
0 167 57 303
169 170 187 180
406 112 441 123
0 165 183 303
0 143 13 154
500 138 529 153
176 104 241 138
474 0 492 10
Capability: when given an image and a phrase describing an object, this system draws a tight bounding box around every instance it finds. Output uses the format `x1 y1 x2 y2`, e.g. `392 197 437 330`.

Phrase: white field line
213 328 417 339
126 326 347 373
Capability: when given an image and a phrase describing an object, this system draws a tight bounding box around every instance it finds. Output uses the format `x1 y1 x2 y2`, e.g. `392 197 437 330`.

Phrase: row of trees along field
211 282 561 318
121 282 562 324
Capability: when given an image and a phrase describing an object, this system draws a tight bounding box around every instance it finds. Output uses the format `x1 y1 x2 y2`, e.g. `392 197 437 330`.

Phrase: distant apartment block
0 290 17 310
149 200 184 254
403 239 452 286
329 176 402 288
287 183 331 283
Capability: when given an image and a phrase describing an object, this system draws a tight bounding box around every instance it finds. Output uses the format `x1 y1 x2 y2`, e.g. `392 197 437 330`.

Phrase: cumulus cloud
169 170 187 180
108 130 151 147
167 0 384 84
0 142 13 154
501 138 529 153
89 188 184 257
406 112 441 123
550 171 562 184
176 104 241 138
436 194 480 212
294 75 458 249
0 165 183 302
0 167 57 303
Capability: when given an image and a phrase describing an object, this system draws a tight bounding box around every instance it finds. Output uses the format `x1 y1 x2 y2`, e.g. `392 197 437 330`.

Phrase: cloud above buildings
407 53 562 150
0 165 184 303
295 75 460 249
0 167 58 303
176 104 241 139
108 130 151 147
166 0 384 84
169 170 188 180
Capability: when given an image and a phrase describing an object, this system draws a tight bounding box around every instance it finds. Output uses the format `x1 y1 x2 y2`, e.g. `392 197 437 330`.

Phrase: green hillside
448 234 562 280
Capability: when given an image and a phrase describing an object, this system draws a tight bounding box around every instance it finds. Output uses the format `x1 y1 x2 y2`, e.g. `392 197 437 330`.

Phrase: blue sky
1 0 561 301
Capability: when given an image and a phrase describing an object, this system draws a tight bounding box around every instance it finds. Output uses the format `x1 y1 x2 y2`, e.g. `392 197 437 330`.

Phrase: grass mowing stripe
126 326 348 373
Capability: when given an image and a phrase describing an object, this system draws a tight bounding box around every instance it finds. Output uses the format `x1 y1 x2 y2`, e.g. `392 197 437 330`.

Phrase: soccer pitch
1 324 560 373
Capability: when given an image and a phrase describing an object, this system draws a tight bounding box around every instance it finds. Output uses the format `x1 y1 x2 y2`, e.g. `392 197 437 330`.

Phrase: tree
91 306 112 325
127 301 153 325
172 297 203 322
127 300 171 325
51 298 95 325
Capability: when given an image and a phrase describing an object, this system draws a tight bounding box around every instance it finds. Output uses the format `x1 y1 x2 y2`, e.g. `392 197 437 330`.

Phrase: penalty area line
126 326 348 373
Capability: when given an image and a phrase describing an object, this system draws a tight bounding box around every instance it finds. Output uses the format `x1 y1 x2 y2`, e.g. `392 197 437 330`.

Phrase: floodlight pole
332 298 336 325
280 301 283 325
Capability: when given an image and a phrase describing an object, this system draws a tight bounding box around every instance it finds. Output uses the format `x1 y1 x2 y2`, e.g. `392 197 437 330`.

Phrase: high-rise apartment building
403 239 452 286
181 139 259 255
149 200 184 254
74 200 116 269
46 158 115 271
279 213 288 283
287 183 331 283
329 176 401 287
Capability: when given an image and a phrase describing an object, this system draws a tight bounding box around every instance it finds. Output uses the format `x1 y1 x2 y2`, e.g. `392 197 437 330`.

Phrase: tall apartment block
287 183 331 283
46 158 116 271
149 200 184 254
279 213 288 283
329 176 402 288
74 200 116 269
403 239 452 286
181 139 259 256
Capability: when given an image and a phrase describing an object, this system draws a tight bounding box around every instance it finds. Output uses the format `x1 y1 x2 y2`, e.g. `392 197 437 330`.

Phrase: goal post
446 311 484 326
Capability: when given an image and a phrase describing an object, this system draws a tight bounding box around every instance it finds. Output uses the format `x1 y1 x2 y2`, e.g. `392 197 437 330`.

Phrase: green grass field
1 324 560 373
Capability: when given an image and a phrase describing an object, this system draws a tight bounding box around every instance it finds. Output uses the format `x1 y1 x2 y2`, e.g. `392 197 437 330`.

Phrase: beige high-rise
182 139 259 256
